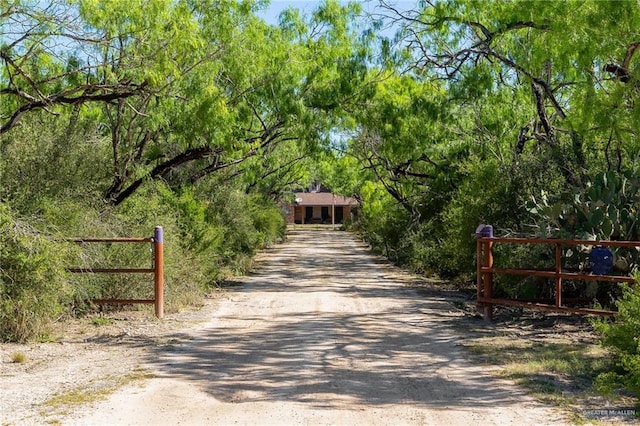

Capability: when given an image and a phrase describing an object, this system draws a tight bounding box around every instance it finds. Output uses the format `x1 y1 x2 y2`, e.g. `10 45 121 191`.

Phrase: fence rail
476 231 637 320
67 226 164 318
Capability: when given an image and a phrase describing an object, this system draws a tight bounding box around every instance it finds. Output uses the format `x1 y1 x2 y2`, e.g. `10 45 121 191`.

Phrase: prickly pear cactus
526 170 640 274
527 170 640 241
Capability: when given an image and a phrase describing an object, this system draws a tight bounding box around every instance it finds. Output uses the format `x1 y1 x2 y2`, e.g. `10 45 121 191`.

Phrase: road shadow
138 229 565 422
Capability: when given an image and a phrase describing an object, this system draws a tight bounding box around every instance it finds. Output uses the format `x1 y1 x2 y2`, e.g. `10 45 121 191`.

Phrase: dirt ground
0 229 632 425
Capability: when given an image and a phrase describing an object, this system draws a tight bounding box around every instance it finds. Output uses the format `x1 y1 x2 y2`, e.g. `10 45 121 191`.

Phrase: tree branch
110 146 215 205
0 81 149 134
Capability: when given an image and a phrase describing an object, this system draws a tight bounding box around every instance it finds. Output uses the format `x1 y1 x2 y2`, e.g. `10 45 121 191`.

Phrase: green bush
0 113 287 339
352 151 570 284
249 196 287 247
435 154 566 278
116 182 208 311
0 204 74 342
353 180 412 263
116 182 286 302
205 188 286 279
593 274 640 395
0 113 110 214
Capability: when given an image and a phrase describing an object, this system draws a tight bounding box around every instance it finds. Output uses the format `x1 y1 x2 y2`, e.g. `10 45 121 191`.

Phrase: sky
257 0 417 27
258 0 323 24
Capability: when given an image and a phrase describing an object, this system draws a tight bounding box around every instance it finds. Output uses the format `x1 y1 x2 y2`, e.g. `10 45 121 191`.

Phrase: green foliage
0 0 347 341
159 186 223 255
0 110 288 340
593 275 640 395
113 182 209 310
90 316 114 326
0 204 74 342
8 0 640 347
353 180 414 265
527 170 640 241
0 112 111 213
202 187 285 279
249 197 287 247
347 0 640 297
525 170 640 281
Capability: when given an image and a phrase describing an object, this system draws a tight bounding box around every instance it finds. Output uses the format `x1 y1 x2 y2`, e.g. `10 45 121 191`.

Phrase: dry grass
40 369 155 417
456 309 638 424
464 335 609 398
11 351 28 363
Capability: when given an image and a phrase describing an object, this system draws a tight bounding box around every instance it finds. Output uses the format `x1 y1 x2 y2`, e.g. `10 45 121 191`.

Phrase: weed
90 316 114 326
11 351 28 363
465 336 611 405
41 369 154 417
460 329 636 422
451 300 467 310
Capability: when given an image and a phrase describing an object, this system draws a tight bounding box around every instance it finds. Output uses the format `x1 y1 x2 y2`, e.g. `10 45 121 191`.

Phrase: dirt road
10 229 570 425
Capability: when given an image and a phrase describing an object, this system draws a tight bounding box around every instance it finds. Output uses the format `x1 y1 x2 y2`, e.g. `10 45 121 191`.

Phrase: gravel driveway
3 229 570 425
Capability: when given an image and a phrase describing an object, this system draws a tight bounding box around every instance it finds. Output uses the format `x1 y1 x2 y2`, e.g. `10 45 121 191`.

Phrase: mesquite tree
2 0 372 205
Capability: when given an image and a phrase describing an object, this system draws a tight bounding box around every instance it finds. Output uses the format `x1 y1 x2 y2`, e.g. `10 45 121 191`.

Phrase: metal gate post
555 242 562 308
476 238 482 310
482 239 494 320
154 226 164 319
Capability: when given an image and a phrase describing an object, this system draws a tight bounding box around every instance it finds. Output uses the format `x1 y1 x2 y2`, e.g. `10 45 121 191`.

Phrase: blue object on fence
154 226 164 243
589 245 614 275
475 224 493 238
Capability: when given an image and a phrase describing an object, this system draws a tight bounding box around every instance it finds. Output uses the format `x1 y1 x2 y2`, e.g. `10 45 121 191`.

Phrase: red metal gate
476 232 637 320
67 226 164 318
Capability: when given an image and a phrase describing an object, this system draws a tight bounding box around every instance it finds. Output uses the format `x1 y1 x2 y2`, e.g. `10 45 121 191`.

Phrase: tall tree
382 0 640 177
83 0 372 204
2 0 374 206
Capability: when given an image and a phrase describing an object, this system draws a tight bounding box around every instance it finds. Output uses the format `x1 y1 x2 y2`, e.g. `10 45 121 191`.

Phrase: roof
293 192 358 206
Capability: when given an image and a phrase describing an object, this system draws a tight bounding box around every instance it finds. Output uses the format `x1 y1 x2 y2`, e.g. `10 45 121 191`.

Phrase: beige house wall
286 203 357 224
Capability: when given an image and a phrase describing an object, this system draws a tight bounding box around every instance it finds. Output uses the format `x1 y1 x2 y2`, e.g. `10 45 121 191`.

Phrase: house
286 191 358 225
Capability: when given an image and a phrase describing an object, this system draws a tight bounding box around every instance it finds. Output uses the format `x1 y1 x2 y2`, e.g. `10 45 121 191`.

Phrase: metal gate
476 227 636 320
67 226 164 318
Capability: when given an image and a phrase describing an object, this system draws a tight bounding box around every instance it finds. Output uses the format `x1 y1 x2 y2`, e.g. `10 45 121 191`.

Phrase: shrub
249 196 287 247
205 189 286 279
354 181 413 262
0 204 74 342
593 274 640 395
115 183 208 311
0 113 288 335
353 152 569 284
0 113 110 215
114 181 287 305
11 351 28 363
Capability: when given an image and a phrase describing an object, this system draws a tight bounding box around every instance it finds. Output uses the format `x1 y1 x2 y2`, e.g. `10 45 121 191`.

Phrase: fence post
482 239 494 320
555 242 562 308
475 225 494 320
476 238 482 310
154 226 164 319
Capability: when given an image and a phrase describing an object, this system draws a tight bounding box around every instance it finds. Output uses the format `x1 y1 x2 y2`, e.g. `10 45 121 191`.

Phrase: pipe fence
476 228 636 320
67 226 164 318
